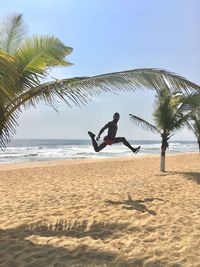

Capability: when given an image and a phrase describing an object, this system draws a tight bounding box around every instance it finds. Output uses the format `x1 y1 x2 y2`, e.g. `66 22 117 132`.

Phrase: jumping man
88 112 140 153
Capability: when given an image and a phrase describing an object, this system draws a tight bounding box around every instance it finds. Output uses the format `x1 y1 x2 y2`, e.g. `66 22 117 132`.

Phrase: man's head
113 112 120 122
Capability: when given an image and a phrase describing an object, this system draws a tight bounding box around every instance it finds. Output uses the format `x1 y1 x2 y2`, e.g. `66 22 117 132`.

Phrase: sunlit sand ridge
0 153 200 266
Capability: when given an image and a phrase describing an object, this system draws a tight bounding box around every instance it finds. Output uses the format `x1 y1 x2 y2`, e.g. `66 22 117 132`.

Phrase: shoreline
0 151 198 171
1 139 198 167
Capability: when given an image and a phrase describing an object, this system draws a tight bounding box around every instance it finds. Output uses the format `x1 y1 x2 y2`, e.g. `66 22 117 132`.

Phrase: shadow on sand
12 220 129 240
0 218 168 266
0 220 125 266
168 171 200 185
0 220 128 267
105 195 164 216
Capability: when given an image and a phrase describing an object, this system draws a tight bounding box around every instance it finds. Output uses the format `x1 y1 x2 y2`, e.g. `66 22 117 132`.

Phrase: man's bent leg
114 137 140 153
97 142 108 152
88 131 107 152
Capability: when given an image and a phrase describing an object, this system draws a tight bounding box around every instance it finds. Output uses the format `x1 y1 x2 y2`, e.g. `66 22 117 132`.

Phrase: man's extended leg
88 131 107 152
114 137 140 153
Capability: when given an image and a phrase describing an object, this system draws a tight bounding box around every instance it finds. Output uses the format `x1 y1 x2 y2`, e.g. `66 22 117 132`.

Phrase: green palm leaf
129 114 161 134
0 14 27 53
184 109 200 140
193 119 200 139
15 35 73 90
178 93 200 112
0 50 18 99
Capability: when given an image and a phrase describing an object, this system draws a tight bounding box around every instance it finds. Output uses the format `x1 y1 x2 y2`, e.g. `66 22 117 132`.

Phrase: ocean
0 139 198 164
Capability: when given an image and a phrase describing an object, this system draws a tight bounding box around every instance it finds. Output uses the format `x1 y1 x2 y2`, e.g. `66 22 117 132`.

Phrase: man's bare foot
134 146 141 154
88 131 95 139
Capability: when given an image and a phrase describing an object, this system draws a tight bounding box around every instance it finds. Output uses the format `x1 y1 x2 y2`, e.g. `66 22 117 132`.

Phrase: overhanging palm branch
5 69 200 138
35 68 200 97
16 68 199 116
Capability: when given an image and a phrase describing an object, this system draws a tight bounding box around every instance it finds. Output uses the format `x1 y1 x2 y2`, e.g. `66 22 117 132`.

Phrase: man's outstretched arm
96 123 110 140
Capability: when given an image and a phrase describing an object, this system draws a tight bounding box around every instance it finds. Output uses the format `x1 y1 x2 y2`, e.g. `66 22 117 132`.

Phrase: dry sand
0 153 200 267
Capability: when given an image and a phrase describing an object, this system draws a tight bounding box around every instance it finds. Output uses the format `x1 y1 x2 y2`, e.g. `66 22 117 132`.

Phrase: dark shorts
104 136 114 145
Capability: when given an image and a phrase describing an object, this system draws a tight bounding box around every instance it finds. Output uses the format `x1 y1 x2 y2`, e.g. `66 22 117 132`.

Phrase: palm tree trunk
160 148 166 172
198 140 200 154
160 133 169 172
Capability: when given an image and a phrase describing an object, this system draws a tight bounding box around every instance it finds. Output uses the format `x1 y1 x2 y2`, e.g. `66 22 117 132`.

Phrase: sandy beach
0 153 200 267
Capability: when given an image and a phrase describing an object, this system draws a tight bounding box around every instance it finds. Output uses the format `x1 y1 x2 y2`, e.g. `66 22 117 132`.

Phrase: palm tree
0 14 73 147
129 90 200 171
1 14 200 149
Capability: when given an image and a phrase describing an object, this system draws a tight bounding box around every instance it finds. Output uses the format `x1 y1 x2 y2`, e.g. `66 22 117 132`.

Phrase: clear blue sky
2 0 200 140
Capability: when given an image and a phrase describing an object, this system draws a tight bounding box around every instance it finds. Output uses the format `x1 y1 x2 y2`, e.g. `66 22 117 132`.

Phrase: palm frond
129 114 161 134
1 78 91 149
0 50 19 100
15 36 73 91
35 69 200 98
185 118 196 134
8 77 90 111
171 112 192 133
193 120 200 139
178 93 200 112
0 14 27 53
15 35 73 71
185 113 200 139
153 96 173 131
0 102 18 148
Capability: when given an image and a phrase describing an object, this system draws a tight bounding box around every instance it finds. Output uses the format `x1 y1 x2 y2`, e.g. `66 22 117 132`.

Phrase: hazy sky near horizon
2 0 200 140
